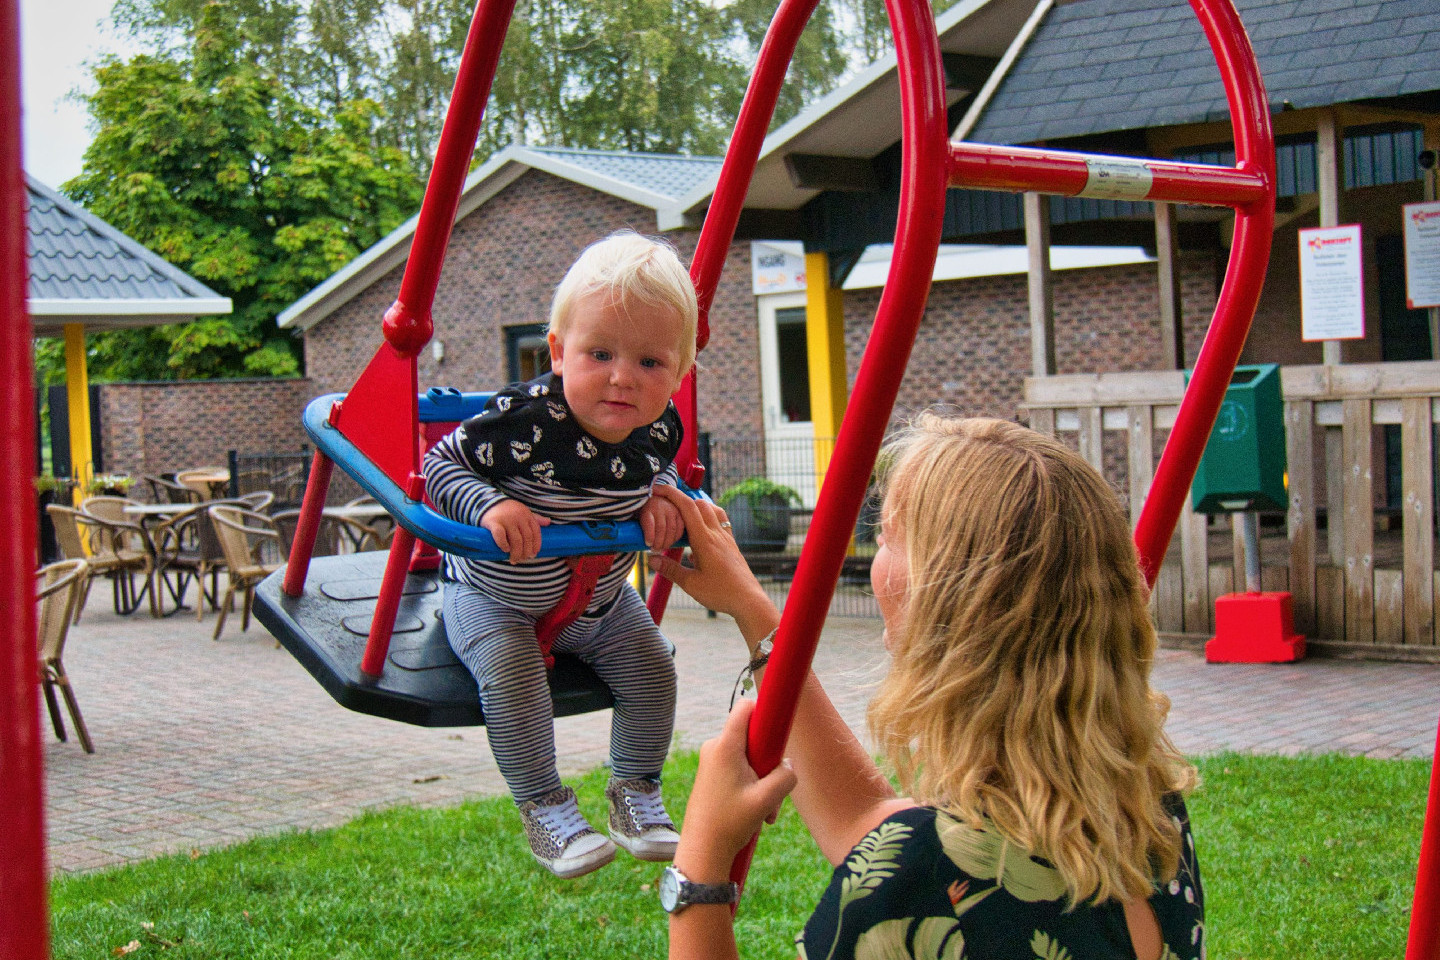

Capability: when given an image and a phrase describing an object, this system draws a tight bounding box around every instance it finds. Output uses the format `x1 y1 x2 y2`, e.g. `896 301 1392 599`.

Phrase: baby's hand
640 490 685 553
481 499 550 563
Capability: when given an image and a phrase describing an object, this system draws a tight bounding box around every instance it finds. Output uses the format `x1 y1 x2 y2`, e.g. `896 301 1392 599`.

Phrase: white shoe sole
535 838 617 879
610 828 679 862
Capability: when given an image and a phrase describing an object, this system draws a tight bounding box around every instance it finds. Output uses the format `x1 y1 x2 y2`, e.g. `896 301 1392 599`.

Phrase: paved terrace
41 587 1440 874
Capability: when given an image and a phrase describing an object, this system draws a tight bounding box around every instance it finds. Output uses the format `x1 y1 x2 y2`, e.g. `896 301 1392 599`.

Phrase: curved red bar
1132 0 1276 584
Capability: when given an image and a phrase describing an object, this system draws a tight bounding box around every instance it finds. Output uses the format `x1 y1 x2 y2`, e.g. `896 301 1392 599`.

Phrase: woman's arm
667 700 794 960
650 485 911 866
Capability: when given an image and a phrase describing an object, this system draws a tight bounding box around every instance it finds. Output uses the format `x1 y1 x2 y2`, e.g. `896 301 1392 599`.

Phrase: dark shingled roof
25 174 226 304
526 146 723 202
969 0 1440 146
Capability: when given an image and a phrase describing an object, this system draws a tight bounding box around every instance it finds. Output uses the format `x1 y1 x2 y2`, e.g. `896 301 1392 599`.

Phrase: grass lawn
51 752 1428 959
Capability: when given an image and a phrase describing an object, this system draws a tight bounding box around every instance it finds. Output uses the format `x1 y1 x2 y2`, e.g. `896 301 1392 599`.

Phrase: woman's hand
648 484 777 639
674 699 798 880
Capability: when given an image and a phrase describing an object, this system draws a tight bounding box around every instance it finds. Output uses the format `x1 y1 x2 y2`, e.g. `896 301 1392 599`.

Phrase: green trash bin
1189 363 1287 515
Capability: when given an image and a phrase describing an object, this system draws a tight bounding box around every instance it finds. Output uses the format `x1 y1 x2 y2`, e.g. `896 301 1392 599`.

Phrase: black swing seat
254 552 616 727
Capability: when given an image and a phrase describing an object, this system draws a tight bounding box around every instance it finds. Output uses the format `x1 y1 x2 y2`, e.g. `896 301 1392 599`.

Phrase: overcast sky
20 0 137 189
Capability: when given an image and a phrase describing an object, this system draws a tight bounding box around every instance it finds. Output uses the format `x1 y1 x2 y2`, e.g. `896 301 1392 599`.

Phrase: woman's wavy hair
866 414 1196 906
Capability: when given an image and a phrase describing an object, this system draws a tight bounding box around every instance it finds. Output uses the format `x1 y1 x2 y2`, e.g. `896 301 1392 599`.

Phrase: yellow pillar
804 251 848 493
63 323 94 504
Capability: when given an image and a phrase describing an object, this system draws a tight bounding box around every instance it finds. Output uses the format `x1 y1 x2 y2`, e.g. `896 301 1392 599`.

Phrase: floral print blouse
798 798 1203 960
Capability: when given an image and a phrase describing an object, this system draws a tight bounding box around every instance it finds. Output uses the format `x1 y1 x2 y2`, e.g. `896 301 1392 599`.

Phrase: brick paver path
42 587 1440 874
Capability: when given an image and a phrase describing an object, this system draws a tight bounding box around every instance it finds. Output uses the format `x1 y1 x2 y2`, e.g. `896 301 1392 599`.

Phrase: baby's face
548 291 686 444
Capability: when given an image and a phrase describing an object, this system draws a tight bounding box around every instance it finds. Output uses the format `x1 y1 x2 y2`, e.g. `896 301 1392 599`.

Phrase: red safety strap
534 554 617 668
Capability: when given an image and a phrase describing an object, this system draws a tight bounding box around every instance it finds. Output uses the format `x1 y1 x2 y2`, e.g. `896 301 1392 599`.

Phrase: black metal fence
671 434 881 619
227 448 313 512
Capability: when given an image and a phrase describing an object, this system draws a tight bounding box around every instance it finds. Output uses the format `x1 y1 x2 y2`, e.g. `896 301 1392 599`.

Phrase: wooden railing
1023 361 1440 656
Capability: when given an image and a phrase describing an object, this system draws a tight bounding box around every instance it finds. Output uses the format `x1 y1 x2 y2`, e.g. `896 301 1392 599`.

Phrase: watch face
658 867 681 911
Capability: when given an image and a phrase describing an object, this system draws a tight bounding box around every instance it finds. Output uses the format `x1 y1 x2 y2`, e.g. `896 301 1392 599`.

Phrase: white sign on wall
1403 201 1440 309
1299 224 1365 341
751 241 807 295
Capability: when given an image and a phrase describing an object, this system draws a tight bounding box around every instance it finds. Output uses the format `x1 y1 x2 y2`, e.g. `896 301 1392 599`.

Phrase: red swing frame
7 0 1440 954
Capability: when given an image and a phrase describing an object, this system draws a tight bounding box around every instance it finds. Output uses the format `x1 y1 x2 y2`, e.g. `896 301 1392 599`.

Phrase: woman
649 415 1202 960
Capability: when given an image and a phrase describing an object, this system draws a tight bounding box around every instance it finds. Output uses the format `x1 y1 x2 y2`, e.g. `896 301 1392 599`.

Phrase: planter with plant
84 474 135 497
716 477 803 553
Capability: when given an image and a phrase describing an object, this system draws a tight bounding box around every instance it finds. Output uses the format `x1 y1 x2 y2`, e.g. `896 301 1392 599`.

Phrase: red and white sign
1299 224 1365 341
1403 201 1440 309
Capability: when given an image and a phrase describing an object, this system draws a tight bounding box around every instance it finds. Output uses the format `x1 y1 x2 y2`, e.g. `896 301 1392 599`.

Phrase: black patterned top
798 799 1203 960
423 372 683 614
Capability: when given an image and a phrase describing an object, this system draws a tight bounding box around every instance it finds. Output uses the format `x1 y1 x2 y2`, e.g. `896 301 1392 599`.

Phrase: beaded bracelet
729 627 777 709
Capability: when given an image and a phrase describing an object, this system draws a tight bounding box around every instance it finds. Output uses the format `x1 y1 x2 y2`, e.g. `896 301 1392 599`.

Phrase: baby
423 230 696 878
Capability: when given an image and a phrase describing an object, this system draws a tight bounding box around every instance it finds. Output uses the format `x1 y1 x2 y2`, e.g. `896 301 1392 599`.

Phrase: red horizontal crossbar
947 141 1269 209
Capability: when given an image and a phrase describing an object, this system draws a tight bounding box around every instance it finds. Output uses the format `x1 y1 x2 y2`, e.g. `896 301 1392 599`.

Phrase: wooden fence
1023 361 1440 658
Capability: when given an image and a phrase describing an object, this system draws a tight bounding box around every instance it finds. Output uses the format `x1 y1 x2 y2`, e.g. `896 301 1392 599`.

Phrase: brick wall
841 252 1221 429
98 379 314 479
304 170 763 440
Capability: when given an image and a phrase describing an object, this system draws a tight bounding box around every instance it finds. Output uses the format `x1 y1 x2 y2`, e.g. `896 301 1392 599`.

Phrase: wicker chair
208 505 285 640
79 497 169 618
272 509 387 556
47 504 151 617
37 559 94 753
143 474 203 506
344 495 396 547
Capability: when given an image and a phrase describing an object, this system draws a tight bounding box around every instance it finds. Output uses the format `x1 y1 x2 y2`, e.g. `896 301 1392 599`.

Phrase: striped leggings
443 581 677 802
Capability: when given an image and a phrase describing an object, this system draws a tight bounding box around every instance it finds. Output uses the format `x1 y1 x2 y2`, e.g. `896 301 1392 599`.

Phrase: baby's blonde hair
549 230 698 377
867 414 1196 906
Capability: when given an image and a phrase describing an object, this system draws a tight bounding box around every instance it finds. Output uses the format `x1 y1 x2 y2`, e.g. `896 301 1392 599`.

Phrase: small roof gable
526 146 722 202
26 174 231 336
967 0 1440 146
277 144 720 333
658 0 1042 228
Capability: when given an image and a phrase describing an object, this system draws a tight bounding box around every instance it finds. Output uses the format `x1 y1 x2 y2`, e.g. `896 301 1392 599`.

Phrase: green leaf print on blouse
935 812 1066 903
1030 930 1073 960
854 916 967 960
821 821 914 960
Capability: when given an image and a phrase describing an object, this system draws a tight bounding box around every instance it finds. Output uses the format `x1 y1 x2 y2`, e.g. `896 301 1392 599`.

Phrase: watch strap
679 877 740 905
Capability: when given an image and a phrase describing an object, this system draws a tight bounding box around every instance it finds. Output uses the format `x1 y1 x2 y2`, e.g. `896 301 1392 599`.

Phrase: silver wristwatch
658 865 740 914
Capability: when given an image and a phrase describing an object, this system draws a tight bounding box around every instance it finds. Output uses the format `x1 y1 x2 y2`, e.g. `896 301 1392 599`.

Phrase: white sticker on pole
1403 201 1440 309
1299 224 1365 341
1079 159 1154 200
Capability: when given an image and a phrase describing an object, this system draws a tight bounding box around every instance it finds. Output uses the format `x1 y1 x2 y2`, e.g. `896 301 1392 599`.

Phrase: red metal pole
1407 714 1440 959
1 0 52 953
732 0 949 891
281 448 335 597
1131 0 1275 584
381 0 518 359
946 141 1268 208
647 0 821 626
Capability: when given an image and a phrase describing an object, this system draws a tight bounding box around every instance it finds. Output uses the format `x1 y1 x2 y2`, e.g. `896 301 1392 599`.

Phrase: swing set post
0 0 51 954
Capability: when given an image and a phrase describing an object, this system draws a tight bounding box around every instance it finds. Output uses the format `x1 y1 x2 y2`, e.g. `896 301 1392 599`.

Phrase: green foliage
717 476 804 508
47 751 1429 959
67 3 422 381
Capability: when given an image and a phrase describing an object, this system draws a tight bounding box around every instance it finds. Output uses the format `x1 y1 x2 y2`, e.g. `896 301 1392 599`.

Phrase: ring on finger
720 521 733 530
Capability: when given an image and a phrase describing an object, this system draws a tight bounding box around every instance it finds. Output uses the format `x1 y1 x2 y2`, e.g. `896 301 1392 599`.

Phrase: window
775 306 811 423
505 324 551 383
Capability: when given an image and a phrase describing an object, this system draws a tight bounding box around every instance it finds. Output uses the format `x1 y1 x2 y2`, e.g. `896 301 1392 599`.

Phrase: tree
66 2 422 380
110 0 864 176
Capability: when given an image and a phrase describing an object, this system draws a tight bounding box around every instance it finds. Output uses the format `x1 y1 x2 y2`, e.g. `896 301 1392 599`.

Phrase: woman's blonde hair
549 230 698 377
867 414 1196 906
